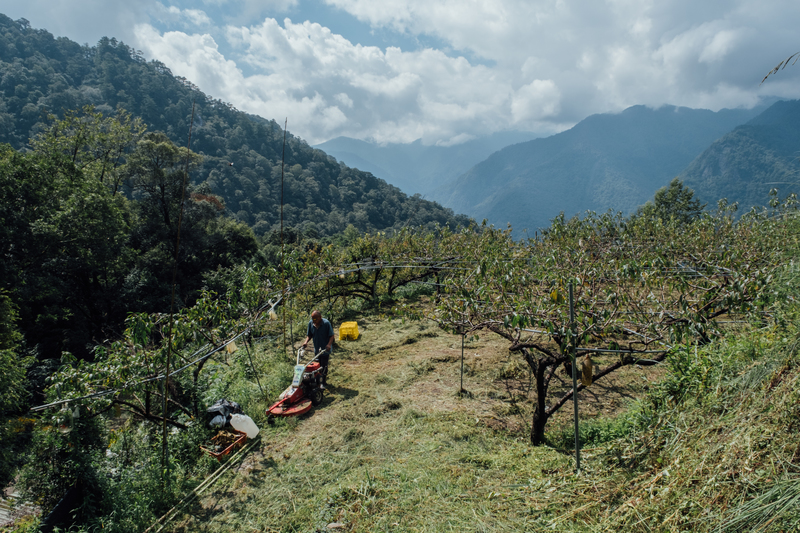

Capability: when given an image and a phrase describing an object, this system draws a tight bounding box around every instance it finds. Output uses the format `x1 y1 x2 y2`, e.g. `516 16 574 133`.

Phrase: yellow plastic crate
339 321 359 341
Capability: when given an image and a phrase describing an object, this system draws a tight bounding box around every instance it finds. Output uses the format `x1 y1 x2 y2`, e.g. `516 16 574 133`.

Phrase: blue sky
1 0 799 145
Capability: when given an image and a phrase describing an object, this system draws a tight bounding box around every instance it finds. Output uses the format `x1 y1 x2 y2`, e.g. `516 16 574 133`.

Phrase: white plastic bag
230 413 259 438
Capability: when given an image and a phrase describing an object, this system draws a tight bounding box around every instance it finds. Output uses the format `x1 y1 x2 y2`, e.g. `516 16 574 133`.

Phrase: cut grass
162 309 683 532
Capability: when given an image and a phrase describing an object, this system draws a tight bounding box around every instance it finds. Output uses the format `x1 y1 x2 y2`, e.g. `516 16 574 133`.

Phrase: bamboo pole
460 329 465 395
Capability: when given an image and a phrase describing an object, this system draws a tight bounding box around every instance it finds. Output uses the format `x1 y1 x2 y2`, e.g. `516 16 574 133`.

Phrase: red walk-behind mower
266 347 327 424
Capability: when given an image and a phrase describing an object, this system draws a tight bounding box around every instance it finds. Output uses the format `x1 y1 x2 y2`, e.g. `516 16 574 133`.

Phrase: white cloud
183 9 212 27
698 29 747 64
0 0 154 46
155 4 213 27
334 93 354 108
134 25 244 98
320 0 800 116
437 132 476 146
6 0 800 146
320 105 348 131
511 79 560 124
138 17 541 144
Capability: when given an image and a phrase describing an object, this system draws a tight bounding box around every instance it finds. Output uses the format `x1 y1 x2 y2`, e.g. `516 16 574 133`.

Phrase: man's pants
318 351 330 384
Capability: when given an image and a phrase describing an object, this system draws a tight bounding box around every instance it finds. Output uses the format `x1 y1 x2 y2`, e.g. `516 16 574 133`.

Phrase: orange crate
200 429 247 461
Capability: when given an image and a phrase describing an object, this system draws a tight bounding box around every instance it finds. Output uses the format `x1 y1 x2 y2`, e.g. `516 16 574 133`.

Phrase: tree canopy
633 178 706 225
0 107 258 359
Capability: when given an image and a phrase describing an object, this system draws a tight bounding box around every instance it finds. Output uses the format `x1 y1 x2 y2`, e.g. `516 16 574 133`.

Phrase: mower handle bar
296 347 330 366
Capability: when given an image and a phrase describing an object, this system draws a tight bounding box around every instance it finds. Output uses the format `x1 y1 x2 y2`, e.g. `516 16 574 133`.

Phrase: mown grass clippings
161 313 585 532
714 476 800 532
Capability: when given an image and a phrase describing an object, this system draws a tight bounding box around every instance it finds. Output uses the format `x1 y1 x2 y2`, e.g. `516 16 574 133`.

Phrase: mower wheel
310 388 324 406
267 415 275 425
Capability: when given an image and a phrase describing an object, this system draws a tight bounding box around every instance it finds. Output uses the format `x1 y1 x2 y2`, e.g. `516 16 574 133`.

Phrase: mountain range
437 104 779 232
319 101 800 233
3 13 799 238
678 99 800 212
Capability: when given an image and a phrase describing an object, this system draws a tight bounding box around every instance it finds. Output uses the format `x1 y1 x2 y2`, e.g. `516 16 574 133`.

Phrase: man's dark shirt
307 318 334 353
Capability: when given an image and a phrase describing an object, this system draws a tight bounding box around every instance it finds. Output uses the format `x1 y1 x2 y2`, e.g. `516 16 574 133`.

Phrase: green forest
3 12 800 533
0 15 466 239
0 14 468 360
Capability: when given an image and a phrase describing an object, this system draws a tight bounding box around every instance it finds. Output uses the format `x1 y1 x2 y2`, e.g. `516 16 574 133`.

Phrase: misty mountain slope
434 104 766 232
678 99 800 210
314 131 540 196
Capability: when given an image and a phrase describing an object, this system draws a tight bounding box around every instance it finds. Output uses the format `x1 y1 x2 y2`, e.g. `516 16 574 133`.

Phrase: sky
1 0 799 146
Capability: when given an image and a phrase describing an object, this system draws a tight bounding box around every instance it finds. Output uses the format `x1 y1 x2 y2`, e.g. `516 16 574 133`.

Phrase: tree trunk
387 267 396 296
371 265 380 300
530 359 549 445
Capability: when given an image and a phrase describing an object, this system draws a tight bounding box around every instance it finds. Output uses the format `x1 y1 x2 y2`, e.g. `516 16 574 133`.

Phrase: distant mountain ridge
430 104 770 233
314 131 540 196
678 99 800 211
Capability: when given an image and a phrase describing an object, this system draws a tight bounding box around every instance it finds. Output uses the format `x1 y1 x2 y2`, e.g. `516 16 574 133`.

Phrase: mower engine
303 361 324 386
266 349 327 422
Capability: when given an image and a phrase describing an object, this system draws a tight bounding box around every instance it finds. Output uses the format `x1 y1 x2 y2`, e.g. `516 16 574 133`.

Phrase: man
301 310 334 389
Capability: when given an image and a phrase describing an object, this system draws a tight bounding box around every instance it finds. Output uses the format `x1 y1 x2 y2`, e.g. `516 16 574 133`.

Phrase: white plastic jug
230 413 260 438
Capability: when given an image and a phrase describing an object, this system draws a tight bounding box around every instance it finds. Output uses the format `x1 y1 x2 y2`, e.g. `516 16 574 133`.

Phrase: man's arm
324 321 334 351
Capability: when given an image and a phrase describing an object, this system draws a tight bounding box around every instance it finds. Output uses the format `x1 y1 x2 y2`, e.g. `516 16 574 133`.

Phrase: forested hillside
679 99 800 210
0 15 468 238
0 13 470 363
435 104 766 232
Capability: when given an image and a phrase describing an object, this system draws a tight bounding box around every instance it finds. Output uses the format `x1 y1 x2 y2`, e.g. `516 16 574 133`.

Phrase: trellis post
569 282 581 473
460 328 465 395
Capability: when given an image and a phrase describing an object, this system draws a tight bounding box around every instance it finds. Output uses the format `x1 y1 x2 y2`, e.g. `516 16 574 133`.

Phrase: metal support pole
289 295 294 354
460 330 465 395
569 282 581 473
163 99 196 488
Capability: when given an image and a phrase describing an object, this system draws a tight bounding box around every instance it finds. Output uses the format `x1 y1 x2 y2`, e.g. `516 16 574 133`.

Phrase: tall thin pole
460 329 465 394
289 297 294 353
569 282 581 473
163 99 196 486
280 118 287 358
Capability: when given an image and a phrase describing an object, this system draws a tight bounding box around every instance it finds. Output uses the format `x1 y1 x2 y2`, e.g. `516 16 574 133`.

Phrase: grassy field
158 304 757 533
